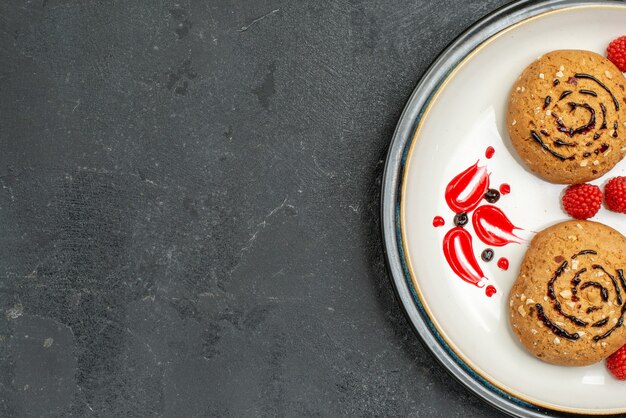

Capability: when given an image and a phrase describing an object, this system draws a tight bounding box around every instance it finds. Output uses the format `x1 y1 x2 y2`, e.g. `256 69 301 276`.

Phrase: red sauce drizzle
485 285 497 297
497 257 509 271
444 162 490 213
499 183 510 195
471 205 523 247
485 146 495 159
432 216 445 227
442 227 486 288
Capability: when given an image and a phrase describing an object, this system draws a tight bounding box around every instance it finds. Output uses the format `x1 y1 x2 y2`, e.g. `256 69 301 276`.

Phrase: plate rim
381 0 626 416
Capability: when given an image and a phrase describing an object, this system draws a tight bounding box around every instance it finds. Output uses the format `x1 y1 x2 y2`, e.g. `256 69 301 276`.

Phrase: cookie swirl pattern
533 250 626 343
509 221 626 366
507 50 626 184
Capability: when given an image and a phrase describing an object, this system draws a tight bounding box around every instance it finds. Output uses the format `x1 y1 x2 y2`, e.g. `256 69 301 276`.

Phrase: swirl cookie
509 220 626 366
507 50 626 184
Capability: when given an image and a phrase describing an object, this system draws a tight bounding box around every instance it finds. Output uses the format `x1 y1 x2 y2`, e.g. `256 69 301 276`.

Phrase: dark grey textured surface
0 1 511 416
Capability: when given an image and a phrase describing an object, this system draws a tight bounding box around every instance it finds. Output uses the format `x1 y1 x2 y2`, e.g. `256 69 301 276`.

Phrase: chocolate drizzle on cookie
552 112 574 137
535 304 580 340
575 73 620 111
592 264 622 305
600 103 608 129
548 260 568 300
572 249 597 258
543 96 552 109
568 102 596 135
593 305 626 342
618 269 626 293
553 139 576 147
526 70 622 164
534 250 626 342
592 317 609 327
531 131 573 161
579 89 598 97
580 281 609 302
595 143 610 155
559 90 573 101
570 268 587 300
553 301 588 326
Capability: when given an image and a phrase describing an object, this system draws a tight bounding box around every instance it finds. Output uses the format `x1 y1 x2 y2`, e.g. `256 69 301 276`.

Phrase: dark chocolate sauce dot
484 189 500 203
481 248 494 262
453 212 468 227
543 96 552 109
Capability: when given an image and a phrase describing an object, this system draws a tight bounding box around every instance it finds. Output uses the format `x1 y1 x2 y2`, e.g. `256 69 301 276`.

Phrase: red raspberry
605 176 626 214
606 344 626 380
607 36 626 72
561 184 603 219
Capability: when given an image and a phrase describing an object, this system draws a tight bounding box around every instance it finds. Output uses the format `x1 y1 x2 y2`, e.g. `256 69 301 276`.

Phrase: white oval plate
384 1 626 416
